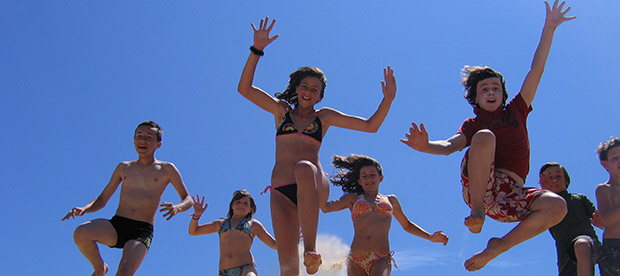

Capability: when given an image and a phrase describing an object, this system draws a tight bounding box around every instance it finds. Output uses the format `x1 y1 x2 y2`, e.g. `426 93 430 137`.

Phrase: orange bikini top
351 194 393 219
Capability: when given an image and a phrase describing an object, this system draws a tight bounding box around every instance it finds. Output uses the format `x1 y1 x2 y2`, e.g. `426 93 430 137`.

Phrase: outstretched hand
381 66 396 101
252 16 279 51
61 206 85 221
430 230 449 246
400 122 430 151
191 194 208 217
159 202 180 220
545 0 576 29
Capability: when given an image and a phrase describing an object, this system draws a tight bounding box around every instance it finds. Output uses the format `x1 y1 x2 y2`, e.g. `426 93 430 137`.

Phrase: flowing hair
330 154 383 195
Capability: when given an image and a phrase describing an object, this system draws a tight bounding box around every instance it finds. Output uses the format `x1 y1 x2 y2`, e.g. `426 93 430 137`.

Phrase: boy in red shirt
402 0 574 271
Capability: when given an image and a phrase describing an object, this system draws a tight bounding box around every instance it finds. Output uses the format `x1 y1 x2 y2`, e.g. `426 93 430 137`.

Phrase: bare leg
295 160 322 274
271 191 301 276
241 264 258 276
574 238 594 276
73 219 118 276
464 192 567 271
346 257 368 276
116 240 148 276
465 129 496 234
370 257 392 276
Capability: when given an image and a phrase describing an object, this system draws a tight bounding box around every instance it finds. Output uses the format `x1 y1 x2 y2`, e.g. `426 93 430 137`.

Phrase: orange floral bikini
348 194 398 275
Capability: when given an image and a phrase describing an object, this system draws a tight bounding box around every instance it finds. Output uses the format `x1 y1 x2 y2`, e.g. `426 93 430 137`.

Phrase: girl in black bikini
237 17 396 275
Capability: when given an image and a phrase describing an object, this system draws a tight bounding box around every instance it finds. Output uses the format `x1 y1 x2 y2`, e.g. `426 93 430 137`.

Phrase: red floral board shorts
461 167 544 223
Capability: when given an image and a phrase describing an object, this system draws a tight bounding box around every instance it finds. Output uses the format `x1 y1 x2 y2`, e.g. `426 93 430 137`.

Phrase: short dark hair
275 66 327 107
461 66 508 108
227 189 256 219
597 137 620 161
135 120 163 141
539 162 571 188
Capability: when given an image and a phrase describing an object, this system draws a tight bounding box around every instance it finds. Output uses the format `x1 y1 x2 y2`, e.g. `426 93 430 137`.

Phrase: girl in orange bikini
323 154 448 276
237 17 396 275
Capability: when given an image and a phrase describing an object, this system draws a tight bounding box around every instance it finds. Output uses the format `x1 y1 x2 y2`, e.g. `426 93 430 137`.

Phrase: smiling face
231 196 252 217
539 166 568 193
133 125 162 156
475 77 504 112
296 76 323 107
357 165 383 193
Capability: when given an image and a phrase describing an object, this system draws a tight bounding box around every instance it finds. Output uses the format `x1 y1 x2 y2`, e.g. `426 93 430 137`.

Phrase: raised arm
252 220 277 250
188 194 221 236
321 193 356 213
159 163 193 220
61 163 124 221
237 17 283 115
401 122 467 156
321 66 396 133
390 195 448 245
519 0 575 107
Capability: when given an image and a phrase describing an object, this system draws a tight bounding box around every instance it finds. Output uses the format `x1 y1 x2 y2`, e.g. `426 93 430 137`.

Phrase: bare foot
464 210 485 234
91 263 108 276
464 237 504 271
303 251 322 275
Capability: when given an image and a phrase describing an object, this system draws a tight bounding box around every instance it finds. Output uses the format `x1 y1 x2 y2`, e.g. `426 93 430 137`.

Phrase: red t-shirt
458 93 533 181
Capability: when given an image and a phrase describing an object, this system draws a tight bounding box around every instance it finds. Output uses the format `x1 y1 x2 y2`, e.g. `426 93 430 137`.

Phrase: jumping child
189 190 276 276
401 1 575 271
237 17 396 275
62 120 193 276
539 162 601 276
595 137 620 276
323 154 448 276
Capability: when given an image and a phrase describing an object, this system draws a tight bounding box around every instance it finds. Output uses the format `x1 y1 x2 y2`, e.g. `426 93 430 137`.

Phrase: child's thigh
241 264 257 276
117 240 148 275
74 218 117 246
370 257 391 276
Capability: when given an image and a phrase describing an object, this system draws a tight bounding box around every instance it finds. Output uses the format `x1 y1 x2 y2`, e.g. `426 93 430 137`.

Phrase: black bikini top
276 112 323 143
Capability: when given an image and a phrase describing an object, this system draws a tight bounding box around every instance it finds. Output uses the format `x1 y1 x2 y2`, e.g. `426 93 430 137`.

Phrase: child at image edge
595 137 620 276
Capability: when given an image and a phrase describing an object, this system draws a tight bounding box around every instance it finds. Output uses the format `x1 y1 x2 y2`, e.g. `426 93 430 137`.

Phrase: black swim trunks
108 215 154 250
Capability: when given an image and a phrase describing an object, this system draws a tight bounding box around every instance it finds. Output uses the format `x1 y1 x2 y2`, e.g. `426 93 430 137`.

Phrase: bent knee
471 129 496 145
574 238 593 255
294 160 317 176
543 193 568 221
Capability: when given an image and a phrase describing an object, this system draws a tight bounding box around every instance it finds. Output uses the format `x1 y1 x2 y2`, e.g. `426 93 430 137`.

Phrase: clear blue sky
2 1 618 275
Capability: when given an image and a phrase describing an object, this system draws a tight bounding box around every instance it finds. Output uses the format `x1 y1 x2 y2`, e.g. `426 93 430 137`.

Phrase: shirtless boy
62 120 193 276
595 137 620 276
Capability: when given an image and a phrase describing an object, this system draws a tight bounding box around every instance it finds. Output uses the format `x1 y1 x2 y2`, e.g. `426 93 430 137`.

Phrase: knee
547 194 568 222
471 130 495 148
574 238 592 257
294 160 317 178
73 223 91 242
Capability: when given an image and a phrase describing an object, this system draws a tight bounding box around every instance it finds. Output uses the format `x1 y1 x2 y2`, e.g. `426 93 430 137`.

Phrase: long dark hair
227 189 256 219
330 154 383 195
275 66 326 107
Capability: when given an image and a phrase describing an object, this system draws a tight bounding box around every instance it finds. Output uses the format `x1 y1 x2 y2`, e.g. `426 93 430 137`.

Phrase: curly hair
330 154 383 195
275 66 326 107
461 66 508 108
597 137 620 161
226 189 256 219
539 162 571 188
135 120 163 141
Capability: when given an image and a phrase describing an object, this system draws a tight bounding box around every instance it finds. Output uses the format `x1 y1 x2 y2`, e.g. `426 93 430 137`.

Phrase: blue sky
2 1 619 275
